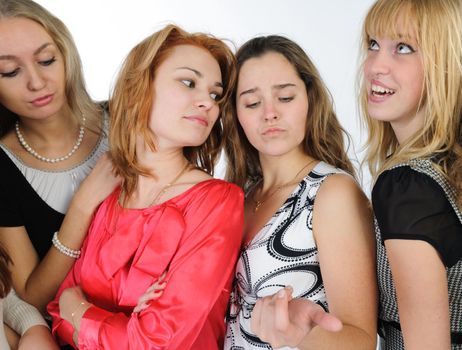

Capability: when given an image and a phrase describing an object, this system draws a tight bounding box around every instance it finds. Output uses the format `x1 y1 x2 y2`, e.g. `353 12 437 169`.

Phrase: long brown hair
360 0 462 208
225 35 355 188
0 244 11 298
109 24 236 198
0 0 101 136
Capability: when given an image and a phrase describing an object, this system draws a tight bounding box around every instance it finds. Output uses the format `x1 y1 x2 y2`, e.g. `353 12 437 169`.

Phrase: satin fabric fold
48 179 244 349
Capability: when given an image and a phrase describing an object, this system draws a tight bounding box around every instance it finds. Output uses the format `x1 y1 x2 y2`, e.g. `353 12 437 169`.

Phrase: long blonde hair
225 35 355 188
360 0 462 207
109 24 236 198
0 0 101 135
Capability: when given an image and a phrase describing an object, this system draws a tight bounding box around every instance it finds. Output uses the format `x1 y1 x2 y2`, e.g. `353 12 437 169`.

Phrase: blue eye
39 57 56 66
0 68 19 78
396 43 415 54
181 79 195 88
368 39 379 51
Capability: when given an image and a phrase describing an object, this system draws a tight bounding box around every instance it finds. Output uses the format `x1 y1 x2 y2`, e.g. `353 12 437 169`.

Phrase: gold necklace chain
253 159 316 212
118 161 191 208
148 161 191 206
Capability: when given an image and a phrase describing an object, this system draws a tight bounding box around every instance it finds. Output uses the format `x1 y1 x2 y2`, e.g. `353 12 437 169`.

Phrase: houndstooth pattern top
373 158 462 350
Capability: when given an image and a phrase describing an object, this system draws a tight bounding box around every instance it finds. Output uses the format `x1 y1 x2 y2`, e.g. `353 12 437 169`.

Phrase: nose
263 101 278 122
26 66 46 91
194 90 215 111
365 50 391 78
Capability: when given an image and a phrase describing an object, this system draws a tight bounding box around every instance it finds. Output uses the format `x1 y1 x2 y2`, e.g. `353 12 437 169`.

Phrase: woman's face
236 51 308 158
0 17 67 120
363 28 425 143
148 44 223 151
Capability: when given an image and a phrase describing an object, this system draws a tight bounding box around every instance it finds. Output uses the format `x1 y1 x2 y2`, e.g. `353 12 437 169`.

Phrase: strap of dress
390 158 462 225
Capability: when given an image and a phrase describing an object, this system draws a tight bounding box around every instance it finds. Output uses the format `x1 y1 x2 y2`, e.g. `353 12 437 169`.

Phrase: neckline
115 178 220 211
0 116 106 174
243 161 322 247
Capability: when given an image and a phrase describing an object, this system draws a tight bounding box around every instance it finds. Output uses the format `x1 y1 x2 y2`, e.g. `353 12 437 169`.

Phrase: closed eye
39 57 56 66
245 101 261 109
279 96 294 103
0 68 20 78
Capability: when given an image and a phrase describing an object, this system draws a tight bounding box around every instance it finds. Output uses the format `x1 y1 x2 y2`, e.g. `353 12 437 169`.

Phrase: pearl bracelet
52 231 81 259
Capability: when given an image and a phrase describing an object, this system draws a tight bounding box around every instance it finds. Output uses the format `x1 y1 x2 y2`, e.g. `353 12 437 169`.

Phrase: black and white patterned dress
224 162 344 350
373 159 462 350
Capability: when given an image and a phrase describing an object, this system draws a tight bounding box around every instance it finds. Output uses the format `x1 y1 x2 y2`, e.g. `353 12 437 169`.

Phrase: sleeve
77 182 244 350
372 166 462 267
47 239 87 348
3 289 48 335
0 157 23 227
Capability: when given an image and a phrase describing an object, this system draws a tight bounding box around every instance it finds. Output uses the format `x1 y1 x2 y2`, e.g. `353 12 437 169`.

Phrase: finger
250 298 263 335
146 281 166 293
285 285 294 301
133 303 148 313
157 271 167 282
138 290 163 305
273 289 291 331
310 307 343 332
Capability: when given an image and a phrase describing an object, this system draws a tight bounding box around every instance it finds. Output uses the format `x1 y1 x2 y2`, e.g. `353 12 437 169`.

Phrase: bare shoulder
313 172 373 240
316 173 367 208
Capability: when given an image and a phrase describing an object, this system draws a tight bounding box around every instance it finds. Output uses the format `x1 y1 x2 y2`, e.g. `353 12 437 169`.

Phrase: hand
72 152 121 212
251 286 343 349
59 286 91 331
133 272 167 313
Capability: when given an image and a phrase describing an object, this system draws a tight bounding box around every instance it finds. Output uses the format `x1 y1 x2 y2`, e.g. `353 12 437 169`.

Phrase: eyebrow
176 66 223 88
0 43 54 61
238 83 297 97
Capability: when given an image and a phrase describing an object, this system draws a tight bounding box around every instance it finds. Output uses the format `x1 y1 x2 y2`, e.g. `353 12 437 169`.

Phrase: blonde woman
360 0 462 348
0 0 118 321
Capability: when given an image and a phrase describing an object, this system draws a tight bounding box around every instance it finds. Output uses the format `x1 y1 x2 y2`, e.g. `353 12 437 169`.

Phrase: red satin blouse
48 179 244 349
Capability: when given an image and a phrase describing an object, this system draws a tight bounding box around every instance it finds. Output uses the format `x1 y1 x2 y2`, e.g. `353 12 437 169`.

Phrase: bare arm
386 240 451 350
0 154 119 312
250 174 377 349
298 174 377 350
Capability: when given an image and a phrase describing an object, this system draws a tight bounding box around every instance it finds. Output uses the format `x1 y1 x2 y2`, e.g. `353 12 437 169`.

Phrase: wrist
71 301 92 332
69 192 99 217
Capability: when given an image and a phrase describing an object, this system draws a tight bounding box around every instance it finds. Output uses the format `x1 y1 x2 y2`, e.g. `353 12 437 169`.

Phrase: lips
369 80 395 103
262 127 285 136
30 94 54 107
183 115 209 127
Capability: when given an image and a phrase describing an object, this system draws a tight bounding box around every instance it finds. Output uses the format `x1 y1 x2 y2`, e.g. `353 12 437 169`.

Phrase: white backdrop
35 0 375 189
33 2 381 346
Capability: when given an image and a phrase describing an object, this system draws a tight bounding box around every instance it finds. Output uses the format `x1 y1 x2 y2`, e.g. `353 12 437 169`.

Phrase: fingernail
277 289 285 298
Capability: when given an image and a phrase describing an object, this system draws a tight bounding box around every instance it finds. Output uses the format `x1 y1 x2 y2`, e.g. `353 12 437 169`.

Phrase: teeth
371 84 395 94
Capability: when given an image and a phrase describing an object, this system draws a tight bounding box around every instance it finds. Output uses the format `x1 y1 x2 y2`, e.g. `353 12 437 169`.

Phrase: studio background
35 0 376 190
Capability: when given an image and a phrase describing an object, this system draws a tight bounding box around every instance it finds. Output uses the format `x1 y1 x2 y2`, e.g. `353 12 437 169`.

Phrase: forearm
18 325 59 350
298 324 376 350
3 290 47 335
20 201 95 312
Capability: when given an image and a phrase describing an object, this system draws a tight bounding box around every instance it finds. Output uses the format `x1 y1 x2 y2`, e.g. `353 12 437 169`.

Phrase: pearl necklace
15 116 86 163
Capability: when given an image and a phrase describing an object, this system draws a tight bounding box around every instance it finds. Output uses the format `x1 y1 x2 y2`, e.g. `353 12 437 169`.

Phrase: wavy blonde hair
0 0 101 135
360 0 462 207
109 24 236 198
224 35 355 188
